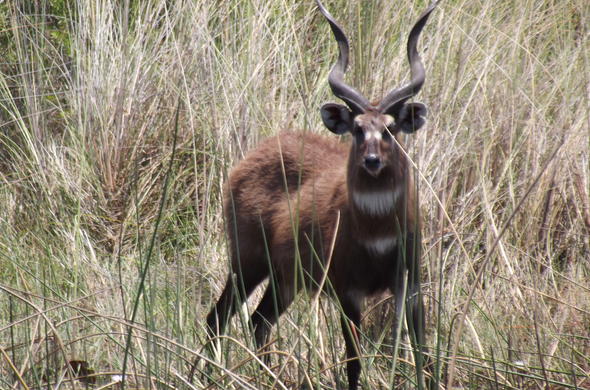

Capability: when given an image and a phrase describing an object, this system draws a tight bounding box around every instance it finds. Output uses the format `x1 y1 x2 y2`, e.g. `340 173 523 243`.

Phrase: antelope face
320 103 428 178
351 112 394 177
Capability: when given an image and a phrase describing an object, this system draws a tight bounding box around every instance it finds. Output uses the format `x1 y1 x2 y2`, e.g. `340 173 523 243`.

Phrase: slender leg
205 278 235 338
250 273 295 364
392 249 406 342
191 268 266 384
339 294 362 390
403 231 432 389
206 266 267 340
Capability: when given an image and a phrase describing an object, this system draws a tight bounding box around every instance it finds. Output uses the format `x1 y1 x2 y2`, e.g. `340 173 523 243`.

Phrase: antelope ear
320 103 353 134
386 102 427 133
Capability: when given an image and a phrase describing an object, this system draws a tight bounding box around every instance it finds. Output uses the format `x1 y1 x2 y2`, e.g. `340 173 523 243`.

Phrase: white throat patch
351 188 402 216
362 236 398 256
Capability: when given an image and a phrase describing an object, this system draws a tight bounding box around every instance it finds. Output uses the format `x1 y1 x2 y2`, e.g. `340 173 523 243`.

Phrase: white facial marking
362 236 398 256
364 130 382 142
352 188 403 216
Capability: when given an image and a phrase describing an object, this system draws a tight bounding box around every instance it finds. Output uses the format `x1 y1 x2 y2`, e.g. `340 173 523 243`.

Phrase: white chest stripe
362 236 398 256
352 188 402 216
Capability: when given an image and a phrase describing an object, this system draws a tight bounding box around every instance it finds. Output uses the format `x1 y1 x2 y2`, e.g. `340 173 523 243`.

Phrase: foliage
0 0 588 388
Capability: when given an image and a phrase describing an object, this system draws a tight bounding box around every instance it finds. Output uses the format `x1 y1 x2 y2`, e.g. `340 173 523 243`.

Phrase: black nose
364 154 381 170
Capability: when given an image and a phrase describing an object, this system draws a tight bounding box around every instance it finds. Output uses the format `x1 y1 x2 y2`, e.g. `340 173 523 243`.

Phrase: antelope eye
353 127 364 143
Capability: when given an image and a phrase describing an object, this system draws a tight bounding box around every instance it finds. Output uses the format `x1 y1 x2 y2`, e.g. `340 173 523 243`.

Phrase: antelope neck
351 187 402 217
349 175 405 257
349 165 404 217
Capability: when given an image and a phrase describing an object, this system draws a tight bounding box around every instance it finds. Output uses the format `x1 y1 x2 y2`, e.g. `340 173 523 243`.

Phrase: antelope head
317 0 436 178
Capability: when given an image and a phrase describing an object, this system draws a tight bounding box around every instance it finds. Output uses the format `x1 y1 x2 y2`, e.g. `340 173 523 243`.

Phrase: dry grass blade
0 0 588 388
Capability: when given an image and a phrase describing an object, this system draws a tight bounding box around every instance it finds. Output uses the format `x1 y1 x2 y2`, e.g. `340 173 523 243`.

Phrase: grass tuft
0 0 588 388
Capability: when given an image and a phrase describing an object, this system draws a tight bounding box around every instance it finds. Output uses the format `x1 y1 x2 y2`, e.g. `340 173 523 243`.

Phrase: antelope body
206 2 437 389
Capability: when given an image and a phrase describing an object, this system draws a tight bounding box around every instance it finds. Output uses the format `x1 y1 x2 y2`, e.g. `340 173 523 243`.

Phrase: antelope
206 1 437 389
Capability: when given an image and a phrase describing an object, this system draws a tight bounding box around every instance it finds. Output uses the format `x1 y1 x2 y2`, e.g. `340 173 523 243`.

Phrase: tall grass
0 0 588 388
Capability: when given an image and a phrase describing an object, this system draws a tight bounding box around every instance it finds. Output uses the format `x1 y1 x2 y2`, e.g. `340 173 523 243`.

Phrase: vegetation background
0 0 588 388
